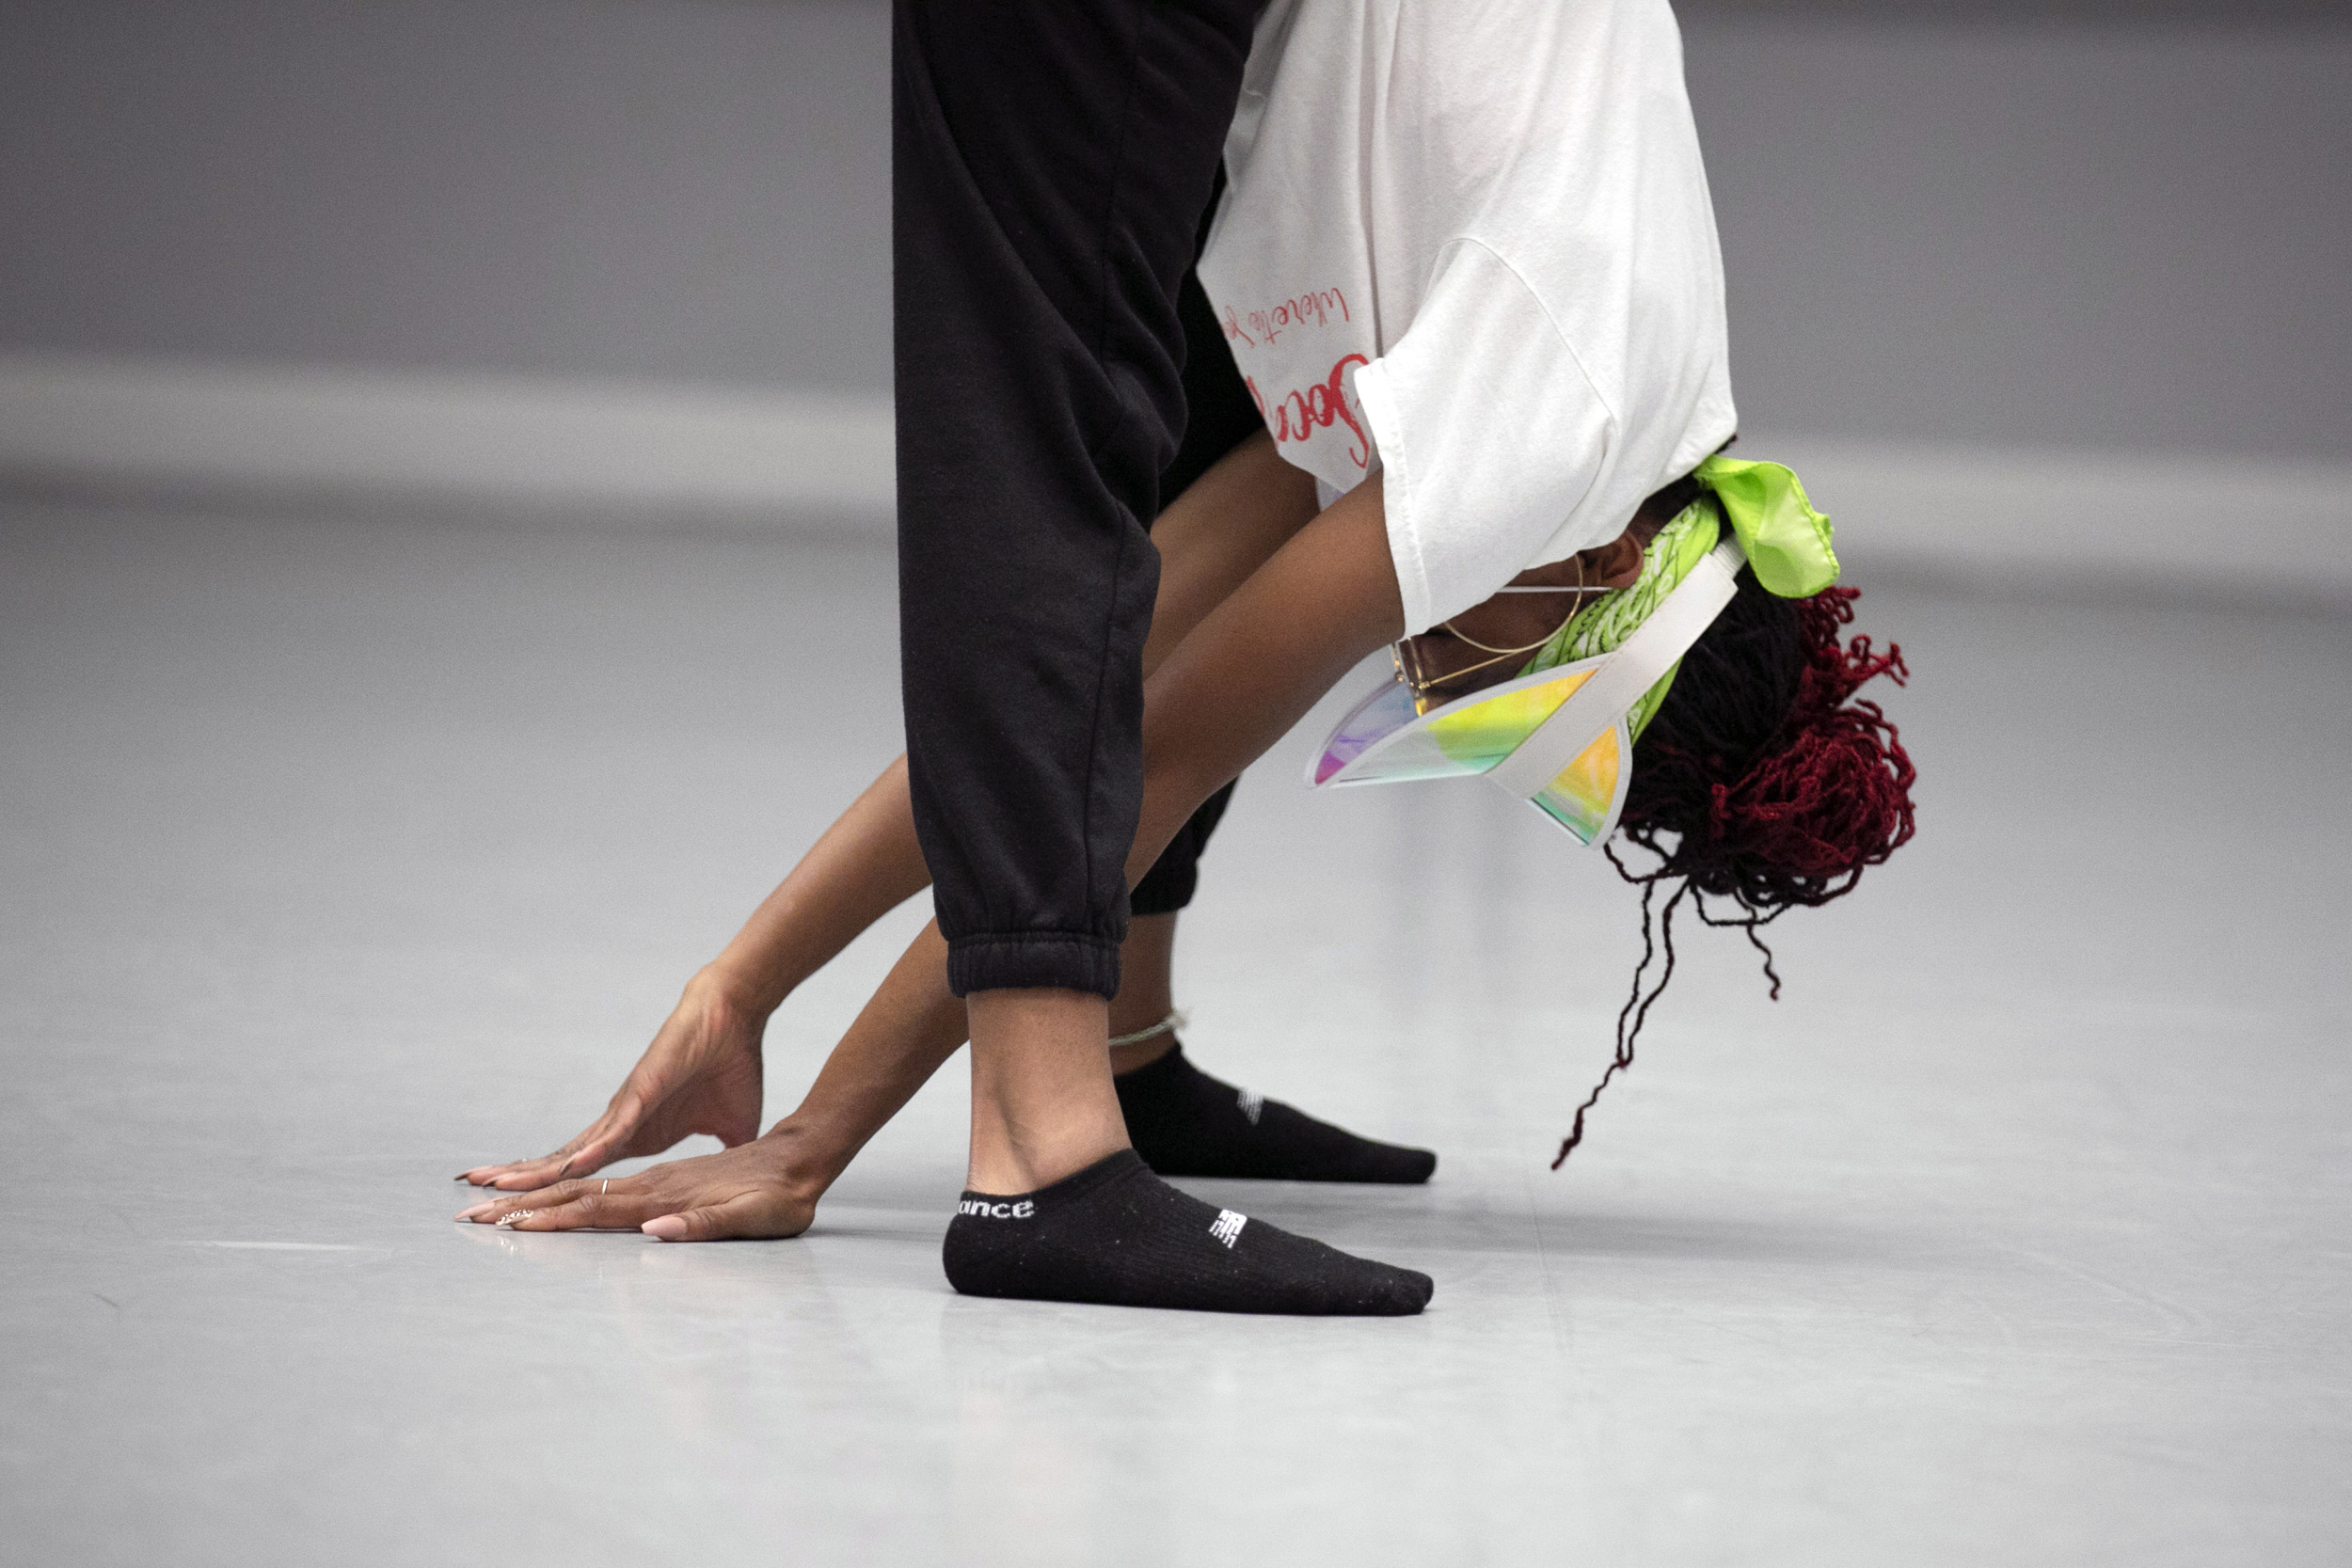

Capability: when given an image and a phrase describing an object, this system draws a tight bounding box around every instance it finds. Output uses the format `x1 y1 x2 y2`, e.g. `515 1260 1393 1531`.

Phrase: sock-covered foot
943 1149 1432 1316
1115 1044 1438 1184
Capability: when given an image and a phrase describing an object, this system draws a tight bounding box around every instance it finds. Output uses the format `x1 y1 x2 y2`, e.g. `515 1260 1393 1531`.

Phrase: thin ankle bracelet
1107 1008 1186 1049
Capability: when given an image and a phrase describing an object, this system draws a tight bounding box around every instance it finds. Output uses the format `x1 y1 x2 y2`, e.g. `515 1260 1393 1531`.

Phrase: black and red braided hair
1552 573 1916 1166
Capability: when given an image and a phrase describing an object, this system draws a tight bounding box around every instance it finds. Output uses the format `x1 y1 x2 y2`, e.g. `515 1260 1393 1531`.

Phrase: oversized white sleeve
1350 240 1618 636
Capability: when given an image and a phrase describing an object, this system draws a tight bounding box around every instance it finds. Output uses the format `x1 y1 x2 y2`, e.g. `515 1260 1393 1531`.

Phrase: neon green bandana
1519 457 1839 736
1522 501 1720 737
1693 454 1839 600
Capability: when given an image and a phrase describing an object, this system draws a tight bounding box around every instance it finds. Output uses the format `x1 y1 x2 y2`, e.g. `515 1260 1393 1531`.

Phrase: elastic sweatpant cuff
946 933 1122 999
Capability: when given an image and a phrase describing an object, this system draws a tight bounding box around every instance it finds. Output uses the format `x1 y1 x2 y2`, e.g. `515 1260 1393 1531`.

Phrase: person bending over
457 432 1913 1319
457 0 1917 1316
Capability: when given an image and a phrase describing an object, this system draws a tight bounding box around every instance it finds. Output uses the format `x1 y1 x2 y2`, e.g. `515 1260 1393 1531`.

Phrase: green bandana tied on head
1520 456 1840 737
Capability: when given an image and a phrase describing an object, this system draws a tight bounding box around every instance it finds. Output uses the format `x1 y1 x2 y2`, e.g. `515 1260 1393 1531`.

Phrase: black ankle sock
943 1149 1432 1316
1114 1044 1438 1184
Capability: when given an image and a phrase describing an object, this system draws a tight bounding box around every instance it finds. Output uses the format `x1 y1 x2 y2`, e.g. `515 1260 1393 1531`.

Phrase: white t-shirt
1197 0 1738 635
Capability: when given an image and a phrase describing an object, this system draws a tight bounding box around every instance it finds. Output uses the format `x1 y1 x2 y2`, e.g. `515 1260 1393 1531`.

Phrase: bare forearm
1126 475 1404 883
702 757 932 1015
760 920 966 1183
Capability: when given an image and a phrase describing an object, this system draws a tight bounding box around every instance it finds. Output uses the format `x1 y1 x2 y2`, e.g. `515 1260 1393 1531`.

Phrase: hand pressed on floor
453 1134 825 1241
456 968 766 1192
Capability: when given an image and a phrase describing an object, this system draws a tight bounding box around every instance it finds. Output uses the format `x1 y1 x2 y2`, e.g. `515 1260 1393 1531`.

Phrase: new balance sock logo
957 1198 1035 1219
1236 1088 1263 1126
1209 1209 1248 1248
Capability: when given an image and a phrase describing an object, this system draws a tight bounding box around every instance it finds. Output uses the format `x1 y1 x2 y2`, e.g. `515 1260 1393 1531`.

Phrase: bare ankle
965 988 1129 1194
965 1132 1126 1196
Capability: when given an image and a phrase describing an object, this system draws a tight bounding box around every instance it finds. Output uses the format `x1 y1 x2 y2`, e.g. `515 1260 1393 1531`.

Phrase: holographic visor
1308 536 1748 845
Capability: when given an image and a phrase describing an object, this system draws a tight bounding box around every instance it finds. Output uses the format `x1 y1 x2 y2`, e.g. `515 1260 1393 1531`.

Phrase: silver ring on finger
602 1180 610 1196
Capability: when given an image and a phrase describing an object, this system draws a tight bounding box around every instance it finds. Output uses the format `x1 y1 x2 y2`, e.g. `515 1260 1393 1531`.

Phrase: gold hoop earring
1438 555 1587 658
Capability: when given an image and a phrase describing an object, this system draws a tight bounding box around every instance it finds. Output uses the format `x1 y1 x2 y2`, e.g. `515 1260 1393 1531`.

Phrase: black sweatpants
1126 249 1262 919
894 0 1262 998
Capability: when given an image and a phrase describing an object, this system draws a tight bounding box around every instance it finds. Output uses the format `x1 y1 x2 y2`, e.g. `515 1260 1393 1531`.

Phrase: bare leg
964 991 1128 1194
1107 914 1181 1074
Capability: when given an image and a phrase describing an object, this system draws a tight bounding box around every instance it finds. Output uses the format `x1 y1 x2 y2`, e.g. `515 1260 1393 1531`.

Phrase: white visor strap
1483 537 1747 802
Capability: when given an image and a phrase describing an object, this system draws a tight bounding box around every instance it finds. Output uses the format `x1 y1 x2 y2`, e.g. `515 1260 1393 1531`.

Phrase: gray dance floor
3 499 2345 1565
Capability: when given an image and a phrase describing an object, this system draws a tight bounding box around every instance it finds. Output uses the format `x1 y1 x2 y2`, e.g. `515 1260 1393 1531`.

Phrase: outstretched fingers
456 1119 631 1190
458 1153 584 1192
455 1177 645 1232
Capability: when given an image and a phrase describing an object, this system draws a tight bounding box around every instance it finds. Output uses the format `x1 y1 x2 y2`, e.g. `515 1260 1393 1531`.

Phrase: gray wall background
4 0 2347 462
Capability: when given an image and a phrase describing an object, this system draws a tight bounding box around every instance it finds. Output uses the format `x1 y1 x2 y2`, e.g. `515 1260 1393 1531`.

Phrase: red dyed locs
1552 585 1917 1167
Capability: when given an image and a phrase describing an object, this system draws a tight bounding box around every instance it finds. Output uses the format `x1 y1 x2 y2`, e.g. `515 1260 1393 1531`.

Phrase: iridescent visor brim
1305 658 1632 846
1306 535 1746 847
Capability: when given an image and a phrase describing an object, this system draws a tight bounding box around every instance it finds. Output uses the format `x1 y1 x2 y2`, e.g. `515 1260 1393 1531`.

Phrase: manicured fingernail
643 1216 686 1242
495 1211 536 1227
455 1202 492 1220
